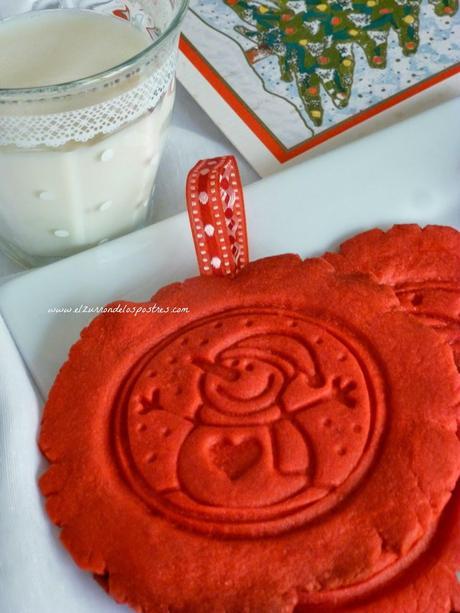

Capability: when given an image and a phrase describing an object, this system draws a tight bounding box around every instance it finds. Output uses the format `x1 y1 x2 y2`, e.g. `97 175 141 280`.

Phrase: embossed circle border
110 308 387 538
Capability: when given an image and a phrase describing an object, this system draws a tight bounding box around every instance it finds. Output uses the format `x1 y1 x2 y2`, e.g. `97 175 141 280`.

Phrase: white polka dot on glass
199 192 209 205
98 200 112 212
39 191 56 201
204 224 215 237
147 154 160 167
100 149 114 162
211 256 221 269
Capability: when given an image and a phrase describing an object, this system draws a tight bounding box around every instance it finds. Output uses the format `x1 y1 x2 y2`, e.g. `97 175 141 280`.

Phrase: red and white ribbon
186 156 249 277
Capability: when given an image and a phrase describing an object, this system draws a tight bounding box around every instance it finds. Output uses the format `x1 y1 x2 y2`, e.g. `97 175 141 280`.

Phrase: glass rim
0 1 189 97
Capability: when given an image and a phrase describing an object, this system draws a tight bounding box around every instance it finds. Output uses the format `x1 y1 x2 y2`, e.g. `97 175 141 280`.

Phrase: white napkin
0 315 130 613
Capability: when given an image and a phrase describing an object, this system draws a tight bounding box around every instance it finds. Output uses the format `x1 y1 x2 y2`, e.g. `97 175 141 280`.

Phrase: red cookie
325 224 460 370
39 255 460 612
297 483 460 612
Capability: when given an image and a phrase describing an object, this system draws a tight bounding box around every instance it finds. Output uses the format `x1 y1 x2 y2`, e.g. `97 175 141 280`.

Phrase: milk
0 9 152 88
0 9 175 261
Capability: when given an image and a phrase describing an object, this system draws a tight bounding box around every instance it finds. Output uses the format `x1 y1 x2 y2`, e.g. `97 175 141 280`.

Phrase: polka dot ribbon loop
186 156 249 277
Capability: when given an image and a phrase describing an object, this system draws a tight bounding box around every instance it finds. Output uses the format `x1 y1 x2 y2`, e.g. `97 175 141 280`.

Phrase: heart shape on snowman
211 437 262 481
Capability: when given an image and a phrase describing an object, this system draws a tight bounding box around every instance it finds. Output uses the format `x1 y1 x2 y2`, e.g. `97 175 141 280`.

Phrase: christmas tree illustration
225 0 458 125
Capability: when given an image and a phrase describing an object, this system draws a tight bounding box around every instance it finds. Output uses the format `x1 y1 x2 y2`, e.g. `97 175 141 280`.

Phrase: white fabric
0 318 132 613
0 82 258 612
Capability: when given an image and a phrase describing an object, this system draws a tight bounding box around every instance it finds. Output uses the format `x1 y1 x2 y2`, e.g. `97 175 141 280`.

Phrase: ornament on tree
226 0 458 126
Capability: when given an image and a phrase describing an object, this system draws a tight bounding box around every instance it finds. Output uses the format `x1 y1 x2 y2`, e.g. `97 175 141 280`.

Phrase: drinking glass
0 0 188 267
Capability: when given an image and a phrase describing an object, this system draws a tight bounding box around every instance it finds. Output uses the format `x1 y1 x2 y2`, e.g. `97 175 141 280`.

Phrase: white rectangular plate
1 97 459 398
0 97 459 613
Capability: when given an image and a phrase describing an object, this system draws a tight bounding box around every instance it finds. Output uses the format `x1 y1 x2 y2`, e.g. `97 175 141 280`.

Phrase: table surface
0 82 259 280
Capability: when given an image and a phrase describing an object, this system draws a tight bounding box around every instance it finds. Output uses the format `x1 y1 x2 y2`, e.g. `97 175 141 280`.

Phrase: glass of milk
0 0 188 267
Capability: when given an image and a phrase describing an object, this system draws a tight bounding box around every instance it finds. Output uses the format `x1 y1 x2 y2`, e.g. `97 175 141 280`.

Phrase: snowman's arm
282 374 357 415
282 373 333 414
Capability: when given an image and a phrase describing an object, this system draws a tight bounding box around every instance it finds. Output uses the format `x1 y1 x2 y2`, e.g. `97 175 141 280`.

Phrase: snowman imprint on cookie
113 308 385 536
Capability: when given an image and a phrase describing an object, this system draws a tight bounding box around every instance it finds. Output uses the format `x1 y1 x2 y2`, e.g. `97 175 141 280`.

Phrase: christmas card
178 0 460 175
